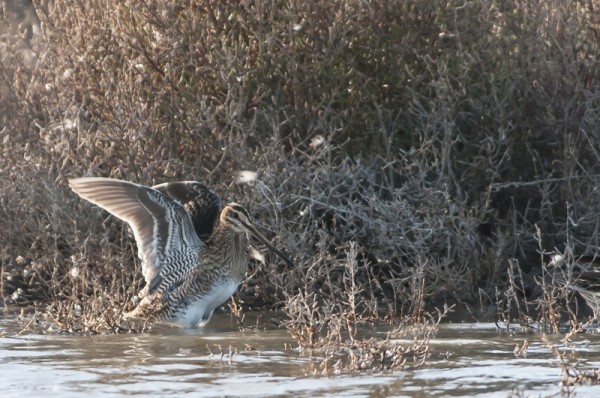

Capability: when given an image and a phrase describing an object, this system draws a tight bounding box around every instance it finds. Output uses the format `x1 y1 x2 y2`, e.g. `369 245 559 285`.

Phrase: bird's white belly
175 280 239 328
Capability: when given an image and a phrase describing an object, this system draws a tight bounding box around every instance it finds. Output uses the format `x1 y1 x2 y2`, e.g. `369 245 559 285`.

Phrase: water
2 313 600 397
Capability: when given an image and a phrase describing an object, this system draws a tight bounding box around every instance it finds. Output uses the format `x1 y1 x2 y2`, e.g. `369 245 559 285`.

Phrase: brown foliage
1 0 600 340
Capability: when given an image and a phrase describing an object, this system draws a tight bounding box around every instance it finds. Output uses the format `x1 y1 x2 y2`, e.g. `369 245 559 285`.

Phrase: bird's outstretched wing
69 177 203 294
152 181 222 243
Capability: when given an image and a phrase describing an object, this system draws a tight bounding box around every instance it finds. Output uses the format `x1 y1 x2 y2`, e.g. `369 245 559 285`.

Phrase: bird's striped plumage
152 181 222 243
69 177 293 328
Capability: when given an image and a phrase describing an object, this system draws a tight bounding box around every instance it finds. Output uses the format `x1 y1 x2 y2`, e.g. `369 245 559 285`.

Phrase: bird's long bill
245 223 294 267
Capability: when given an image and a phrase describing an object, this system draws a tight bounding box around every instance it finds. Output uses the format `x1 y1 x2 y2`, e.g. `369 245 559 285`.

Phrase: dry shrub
309 336 430 375
241 135 479 347
0 0 599 342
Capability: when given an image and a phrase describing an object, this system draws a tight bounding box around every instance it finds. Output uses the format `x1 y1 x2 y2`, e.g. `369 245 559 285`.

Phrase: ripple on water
2 314 600 398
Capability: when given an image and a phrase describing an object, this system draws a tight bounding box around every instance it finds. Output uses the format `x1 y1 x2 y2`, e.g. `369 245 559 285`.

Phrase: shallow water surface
1 313 600 397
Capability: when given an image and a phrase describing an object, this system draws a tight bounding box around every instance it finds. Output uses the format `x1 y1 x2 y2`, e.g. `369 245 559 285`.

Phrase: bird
550 254 600 315
68 177 294 328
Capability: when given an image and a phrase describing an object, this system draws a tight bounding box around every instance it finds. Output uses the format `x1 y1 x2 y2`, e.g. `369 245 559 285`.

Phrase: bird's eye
231 212 239 219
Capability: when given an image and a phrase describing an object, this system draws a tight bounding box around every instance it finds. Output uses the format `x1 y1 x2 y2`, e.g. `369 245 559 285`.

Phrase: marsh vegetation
2 0 600 380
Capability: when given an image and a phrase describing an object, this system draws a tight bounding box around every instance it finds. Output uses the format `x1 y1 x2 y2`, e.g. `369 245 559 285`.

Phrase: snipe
69 177 293 328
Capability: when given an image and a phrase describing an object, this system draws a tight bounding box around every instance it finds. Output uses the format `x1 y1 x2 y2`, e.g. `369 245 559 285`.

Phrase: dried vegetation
1 1 600 369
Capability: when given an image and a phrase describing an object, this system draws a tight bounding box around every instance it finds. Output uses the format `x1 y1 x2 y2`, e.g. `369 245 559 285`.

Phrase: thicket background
1 0 600 324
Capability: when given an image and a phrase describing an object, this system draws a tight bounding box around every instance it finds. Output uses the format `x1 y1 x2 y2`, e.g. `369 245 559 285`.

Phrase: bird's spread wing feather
69 177 203 294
